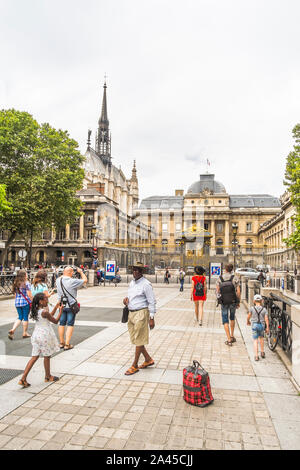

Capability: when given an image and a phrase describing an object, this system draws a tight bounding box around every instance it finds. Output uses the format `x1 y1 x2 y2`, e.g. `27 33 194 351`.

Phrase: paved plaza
0 285 299 450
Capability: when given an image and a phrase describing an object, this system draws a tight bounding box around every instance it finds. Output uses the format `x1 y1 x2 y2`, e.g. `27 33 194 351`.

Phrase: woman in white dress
18 293 63 388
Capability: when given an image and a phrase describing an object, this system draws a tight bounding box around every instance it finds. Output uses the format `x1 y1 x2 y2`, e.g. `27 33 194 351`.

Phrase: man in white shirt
123 262 156 375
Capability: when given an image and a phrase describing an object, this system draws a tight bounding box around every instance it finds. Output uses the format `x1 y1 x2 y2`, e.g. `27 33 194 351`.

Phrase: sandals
255 356 259 361
261 352 266 359
59 343 65 349
124 366 139 376
45 376 59 383
18 378 30 388
8 331 14 340
225 340 233 346
230 336 236 343
64 344 74 350
23 334 31 339
139 360 155 369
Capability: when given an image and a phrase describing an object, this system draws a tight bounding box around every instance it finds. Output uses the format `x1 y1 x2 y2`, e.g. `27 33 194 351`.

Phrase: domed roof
187 173 226 194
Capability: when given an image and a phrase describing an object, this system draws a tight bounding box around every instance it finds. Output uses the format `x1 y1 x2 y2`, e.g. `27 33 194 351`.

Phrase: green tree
0 109 85 265
0 184 12 216
284 123 300 248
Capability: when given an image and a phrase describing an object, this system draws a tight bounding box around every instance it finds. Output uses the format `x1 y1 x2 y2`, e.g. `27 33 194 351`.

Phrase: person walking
179 267 185 292
8 270 32 340
18 293 64 388
123 262 156 375
247 294 269 361
258 270 265 287
56 266 87 350
164 269 170 284
216 264 241 346
191 266 207 326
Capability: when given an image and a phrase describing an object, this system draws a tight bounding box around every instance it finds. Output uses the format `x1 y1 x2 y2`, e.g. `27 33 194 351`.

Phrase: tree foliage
0 184 12 216
284 123 300 249
0 109 85 262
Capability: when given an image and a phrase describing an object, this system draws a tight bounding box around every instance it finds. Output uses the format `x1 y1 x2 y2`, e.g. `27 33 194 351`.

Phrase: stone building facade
137 173 281 269
258 191 299 270
0 83 151 268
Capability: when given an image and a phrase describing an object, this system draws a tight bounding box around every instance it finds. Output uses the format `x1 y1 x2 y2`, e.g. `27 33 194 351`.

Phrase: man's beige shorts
128 308 150 346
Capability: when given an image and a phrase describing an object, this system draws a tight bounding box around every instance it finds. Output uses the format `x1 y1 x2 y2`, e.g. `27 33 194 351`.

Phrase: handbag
122 305 129 323
60 279 80 315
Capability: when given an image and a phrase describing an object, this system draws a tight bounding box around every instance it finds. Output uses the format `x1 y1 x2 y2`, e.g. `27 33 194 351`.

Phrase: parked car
235 268 260 279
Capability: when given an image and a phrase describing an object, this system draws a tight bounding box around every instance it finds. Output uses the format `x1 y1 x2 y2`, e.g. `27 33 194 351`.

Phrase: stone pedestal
88 269 95 287
241 276 247 301
291 304 300 389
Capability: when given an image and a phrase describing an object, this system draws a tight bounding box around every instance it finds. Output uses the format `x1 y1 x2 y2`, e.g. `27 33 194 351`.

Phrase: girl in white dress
18 293 63 388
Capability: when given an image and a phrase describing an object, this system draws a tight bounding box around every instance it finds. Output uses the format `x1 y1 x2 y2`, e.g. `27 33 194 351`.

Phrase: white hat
254 294 262 301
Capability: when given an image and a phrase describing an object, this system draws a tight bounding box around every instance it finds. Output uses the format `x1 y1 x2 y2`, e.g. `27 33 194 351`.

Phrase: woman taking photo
8 270 32 340
191 266 207 326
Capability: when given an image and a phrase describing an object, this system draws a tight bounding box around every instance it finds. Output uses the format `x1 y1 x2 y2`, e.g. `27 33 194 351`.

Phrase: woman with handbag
8 270 33 340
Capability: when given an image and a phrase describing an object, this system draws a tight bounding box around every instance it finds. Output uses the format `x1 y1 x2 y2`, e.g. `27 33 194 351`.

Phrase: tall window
246 222 252 232
216 223 223 233
162 223 168 232
216 239 224 255
162 239 168 252
246 239 253 253
71 229 79 240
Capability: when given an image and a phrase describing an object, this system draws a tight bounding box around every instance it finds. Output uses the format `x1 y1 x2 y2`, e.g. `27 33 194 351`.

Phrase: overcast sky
1 0 299 201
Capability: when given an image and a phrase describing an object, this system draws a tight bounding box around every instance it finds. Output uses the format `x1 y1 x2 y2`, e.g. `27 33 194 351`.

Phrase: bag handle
192 360 205 378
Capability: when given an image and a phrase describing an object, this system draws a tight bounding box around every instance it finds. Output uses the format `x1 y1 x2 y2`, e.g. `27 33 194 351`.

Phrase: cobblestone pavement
0 285 299 450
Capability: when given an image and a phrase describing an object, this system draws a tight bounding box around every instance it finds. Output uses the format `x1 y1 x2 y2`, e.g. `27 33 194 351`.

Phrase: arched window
216 239 223 255
162 239 168 252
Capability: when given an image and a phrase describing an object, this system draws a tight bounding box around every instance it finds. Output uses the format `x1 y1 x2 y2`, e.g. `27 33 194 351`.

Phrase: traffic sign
18 249 27 260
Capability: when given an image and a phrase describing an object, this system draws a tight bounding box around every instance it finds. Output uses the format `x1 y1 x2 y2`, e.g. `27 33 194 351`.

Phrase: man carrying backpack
179 267 185 292
216 264 241 346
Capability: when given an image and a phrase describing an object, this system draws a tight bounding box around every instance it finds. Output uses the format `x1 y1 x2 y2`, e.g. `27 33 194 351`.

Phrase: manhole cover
0 369 23 385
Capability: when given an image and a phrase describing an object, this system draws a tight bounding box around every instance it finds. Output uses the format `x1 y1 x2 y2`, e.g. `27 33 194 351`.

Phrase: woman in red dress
190 266 207 326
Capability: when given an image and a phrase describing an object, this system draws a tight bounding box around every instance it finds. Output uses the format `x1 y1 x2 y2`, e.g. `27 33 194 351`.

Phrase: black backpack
219 275 237 305
195 278 205 297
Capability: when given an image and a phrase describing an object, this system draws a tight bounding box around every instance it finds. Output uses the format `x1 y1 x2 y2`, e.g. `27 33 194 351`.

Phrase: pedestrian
216 264 241 346
123 262 156 375
191 266 207 326
96 268 103 286
164 269 170 284
294 267 297 276
179 267 186 292
18 293 64 388
247 294 269 361
8 270 32 340
31 269 55 298
258 270 265 287
56 266 87 350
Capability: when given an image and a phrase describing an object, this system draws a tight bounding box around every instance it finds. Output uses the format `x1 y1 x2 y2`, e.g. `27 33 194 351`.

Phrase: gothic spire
131 160 137 182
96 79 111 166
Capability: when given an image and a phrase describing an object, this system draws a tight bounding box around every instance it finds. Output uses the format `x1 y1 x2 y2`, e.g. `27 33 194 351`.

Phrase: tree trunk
0 231 17 266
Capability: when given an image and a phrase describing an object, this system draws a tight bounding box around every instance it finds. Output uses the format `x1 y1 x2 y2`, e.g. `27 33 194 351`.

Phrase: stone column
94 211 98 226
88 269 95 287
79 215 84 240
210 219 216 256
241 276 247 301
65 224 70 241
291 304 300 388
224 220 230 255
51 225 56 241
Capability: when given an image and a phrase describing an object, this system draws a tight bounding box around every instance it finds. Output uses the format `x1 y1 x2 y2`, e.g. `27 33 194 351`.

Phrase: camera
61 296 68 307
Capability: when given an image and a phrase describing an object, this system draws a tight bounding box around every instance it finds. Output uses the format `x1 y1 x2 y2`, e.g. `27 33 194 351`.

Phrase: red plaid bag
183 360 214 407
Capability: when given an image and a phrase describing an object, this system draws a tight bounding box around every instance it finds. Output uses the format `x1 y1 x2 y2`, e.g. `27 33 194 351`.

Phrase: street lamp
232 223 238 270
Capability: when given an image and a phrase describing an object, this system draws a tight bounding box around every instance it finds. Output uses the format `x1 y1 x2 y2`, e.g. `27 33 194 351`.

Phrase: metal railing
0 271 57 296
262 293 293 360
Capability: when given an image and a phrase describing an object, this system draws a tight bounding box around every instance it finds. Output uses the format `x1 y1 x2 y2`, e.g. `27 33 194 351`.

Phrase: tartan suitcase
183 360 214 407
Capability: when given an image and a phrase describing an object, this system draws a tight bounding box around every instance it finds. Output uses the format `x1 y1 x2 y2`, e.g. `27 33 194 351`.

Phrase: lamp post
181 236 186 271
232 223 238 271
